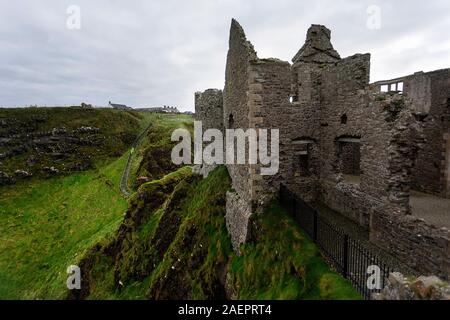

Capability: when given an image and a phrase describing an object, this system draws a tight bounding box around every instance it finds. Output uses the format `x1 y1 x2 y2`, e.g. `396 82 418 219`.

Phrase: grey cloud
0 0 449 110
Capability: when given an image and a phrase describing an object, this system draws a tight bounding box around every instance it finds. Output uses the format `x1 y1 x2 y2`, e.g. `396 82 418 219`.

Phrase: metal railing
279 184 392 299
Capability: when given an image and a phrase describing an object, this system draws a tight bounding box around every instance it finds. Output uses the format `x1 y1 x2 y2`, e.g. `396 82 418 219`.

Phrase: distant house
109 101 132 110
161 106 180 113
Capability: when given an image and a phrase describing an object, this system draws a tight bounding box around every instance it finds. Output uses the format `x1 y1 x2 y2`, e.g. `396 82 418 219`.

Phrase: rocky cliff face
69 166 233 300
0 107 139 185
69 164 360 300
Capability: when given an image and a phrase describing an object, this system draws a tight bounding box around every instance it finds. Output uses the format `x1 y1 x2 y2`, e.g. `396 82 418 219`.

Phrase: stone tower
291 25 341 105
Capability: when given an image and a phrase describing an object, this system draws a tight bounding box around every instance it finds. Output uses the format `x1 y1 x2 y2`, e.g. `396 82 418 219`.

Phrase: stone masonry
374 272 450 300
194 19 450 278
193 89 223 178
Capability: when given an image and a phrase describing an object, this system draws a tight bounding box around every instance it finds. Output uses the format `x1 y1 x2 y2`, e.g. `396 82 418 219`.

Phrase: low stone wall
321 179 375 229
370 208 450 280
374 272 450 300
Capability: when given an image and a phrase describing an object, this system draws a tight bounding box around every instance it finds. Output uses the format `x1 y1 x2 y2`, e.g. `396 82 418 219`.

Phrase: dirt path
119 122 152 197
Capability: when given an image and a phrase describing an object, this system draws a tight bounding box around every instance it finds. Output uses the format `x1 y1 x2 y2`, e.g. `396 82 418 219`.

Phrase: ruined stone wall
316 54 392 228
223 19 257 202
264 102 322 202
248 42 402 230
371 207 450 280
405 69 450 197
221 19 258 252
367 93 450 280
195 20 450 278
193 89 223 177
445 133 450 198
247 58 291 206
291 63 323 106
319 54 369 180
404 72 432 114
225 191 253 252
194 89 223 130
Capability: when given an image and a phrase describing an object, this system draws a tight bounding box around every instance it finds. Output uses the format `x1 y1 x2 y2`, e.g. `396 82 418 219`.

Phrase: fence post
343 234 349 278
313 211 318 242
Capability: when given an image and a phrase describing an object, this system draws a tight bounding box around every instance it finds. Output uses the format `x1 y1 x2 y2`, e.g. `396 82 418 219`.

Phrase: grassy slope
0 110 159 299
0 110 359 300
0 154 128 299
0 107 141 133
82 166 232 299
228 203 361 300
83 166 360 300
0 107 141 177
133 114 193 183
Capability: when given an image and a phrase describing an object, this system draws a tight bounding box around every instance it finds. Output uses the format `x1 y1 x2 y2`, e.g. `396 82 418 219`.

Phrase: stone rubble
374 272 450 300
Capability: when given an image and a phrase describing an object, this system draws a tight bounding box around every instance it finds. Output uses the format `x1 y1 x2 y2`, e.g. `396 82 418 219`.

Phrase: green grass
0 153 129 299
82 165 359 300
131 113 193 185
144 165 233 299
0 109 359 300
228 203 361 300
0 107 142 133
0 112 195 300
83 165 232 300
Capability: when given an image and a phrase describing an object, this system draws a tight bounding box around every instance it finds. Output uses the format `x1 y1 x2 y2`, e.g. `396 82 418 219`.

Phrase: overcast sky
0 0 449 111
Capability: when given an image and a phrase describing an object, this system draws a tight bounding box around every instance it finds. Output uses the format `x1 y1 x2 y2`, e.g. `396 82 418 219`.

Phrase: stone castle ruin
195 19 450 279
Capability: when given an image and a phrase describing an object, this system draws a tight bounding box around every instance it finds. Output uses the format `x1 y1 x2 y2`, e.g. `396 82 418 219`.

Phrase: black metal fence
279 184 391 300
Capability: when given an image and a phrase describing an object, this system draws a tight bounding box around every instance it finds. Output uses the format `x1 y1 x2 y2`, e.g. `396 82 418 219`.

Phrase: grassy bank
0 107 142 179
129 113 193 190
0 111 359 300
228 203 361 300
79 165 232 299
0 154 129 299
0 112 194 299
80 166 360 300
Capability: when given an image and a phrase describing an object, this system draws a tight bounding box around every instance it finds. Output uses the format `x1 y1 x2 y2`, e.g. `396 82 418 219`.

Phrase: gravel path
410 191 450 229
